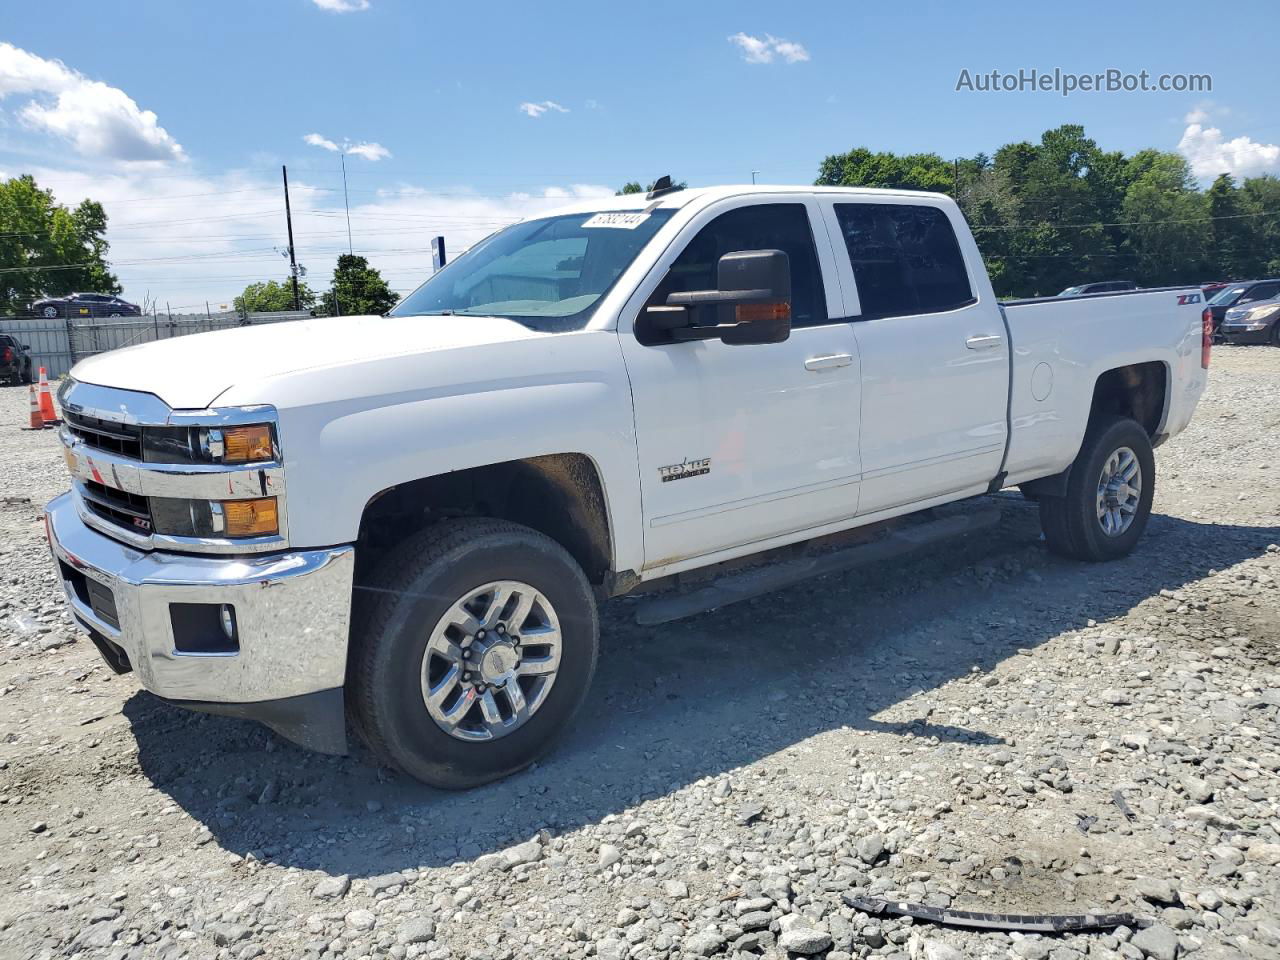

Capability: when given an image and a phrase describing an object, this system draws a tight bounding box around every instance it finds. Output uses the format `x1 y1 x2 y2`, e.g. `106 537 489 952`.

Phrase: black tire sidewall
359 527 598 787
1067 418 1155 560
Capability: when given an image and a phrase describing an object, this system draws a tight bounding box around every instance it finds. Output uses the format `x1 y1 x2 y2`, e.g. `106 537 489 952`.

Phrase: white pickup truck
46 183 1210 787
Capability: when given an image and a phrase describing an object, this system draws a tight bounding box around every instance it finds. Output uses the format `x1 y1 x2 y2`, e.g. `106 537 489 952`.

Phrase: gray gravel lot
0 346 1278 960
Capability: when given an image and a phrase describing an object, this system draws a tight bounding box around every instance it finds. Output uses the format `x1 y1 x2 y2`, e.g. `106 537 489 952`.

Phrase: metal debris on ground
1112 789 1138 823
843 895 1148 933
1076 814 1098 834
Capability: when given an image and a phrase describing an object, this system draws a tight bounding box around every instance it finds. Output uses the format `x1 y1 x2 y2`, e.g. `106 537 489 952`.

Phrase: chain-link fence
0 311 311 379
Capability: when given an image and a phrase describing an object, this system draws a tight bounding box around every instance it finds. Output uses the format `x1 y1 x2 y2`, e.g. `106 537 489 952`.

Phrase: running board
633 504 1002 626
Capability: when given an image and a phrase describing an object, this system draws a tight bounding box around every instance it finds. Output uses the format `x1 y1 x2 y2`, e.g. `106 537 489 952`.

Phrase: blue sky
2 0 1277 309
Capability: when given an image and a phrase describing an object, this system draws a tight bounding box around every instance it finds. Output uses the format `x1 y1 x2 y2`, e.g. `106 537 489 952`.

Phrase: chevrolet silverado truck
45 183 1210 787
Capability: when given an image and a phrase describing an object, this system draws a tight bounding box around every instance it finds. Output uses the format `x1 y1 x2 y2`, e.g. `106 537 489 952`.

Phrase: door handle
965 334 1003 350
804 353 854 371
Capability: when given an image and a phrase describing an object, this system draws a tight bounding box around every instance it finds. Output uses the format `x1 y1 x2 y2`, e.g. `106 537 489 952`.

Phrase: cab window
651 203 828 328
833 203 975 319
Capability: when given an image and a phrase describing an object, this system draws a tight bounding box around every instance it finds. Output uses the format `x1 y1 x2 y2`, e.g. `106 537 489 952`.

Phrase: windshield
390 209 676 331
1209 285 1248 306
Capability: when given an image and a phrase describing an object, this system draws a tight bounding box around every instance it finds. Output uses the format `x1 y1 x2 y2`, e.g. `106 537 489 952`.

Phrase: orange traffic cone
37 367 58 426
27 384 43 429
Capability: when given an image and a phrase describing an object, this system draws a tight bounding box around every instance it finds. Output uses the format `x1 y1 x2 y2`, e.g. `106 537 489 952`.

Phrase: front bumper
1219 324 1274 345
46 492 355 752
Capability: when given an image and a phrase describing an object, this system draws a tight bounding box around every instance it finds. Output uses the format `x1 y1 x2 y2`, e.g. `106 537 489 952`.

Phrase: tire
1038 416 1155 562
1271 323 1280 347
21 364 32 385
41 306 58 318
348 518 599 788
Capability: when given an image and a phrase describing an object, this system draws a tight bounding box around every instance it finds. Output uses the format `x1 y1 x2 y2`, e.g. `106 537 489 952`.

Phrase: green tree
1120 153 1207 285
0 174 121 314
326 254 399 316
815 148 954 192
234 278 317 314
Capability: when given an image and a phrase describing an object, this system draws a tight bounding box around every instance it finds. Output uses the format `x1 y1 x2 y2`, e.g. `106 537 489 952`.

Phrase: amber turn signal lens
221 497 278 537
735 301 791 323
222 424 274 463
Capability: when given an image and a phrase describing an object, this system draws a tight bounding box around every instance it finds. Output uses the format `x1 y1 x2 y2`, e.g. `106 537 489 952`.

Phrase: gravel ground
0 346 1278 960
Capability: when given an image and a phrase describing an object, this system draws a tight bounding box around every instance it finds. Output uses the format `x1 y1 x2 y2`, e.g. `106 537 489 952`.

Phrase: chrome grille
80 480 153 534
64 410 143 460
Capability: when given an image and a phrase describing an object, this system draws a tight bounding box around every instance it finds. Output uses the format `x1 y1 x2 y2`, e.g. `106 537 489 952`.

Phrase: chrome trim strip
60 427 284 500
59 379 275 427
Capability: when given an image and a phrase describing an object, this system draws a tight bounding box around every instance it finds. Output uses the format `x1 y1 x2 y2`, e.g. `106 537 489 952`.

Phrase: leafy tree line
0 175 120 315
233 254 400 317
817 124 1280 297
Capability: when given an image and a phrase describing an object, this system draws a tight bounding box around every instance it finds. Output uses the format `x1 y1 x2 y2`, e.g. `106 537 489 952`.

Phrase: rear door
819 197 1008 515
618 197 862 570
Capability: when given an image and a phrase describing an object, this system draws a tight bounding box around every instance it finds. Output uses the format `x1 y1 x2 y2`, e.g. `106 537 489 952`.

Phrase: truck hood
69 314 544 409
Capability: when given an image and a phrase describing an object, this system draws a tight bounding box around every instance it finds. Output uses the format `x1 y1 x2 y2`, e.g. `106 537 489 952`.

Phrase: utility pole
751 170 759 184
341 153 353 255
282 165 301 311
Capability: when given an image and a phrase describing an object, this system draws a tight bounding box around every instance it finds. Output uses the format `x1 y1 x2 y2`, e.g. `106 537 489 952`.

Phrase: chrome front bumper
46 492 355 707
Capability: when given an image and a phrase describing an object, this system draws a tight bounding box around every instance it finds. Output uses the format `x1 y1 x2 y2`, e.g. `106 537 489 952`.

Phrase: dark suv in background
30 293 141 319
1205 279 1280 338
0 334 33 384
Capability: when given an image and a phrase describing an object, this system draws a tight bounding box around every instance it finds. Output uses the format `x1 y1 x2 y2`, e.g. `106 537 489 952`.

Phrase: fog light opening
219 604 237 642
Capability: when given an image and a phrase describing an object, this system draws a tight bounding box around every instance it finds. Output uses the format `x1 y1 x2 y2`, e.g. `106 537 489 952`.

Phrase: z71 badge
658 458 711 482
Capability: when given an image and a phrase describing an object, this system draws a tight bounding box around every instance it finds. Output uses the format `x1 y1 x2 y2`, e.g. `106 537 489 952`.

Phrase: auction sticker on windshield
581 212 651 229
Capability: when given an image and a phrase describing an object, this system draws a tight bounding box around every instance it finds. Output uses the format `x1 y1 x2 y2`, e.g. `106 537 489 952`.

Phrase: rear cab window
831 202 975 319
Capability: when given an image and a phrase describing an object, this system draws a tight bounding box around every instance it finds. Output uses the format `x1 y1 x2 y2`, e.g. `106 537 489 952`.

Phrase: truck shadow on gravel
123 503 1278 880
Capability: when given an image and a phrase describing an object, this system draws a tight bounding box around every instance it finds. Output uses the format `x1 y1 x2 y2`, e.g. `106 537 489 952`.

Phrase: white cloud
519 100 569 118
728 33 810 64
0 42 185 163
303 133 391 161
21 166 614 311
303 132 339 152
312 0 370 11
1178 110 1280 181
346 141 390 161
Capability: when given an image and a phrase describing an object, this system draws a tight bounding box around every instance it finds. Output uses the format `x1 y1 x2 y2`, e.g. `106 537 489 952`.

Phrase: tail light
1201 307 1212 369
1 347 11 363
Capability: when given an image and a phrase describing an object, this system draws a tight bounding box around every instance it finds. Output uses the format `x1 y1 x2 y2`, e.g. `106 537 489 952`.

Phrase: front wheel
1039 416 1155 562
349 518 599 788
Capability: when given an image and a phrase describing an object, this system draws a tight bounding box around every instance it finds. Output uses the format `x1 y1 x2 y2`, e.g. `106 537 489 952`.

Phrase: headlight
143 423 276 464
150 496 280 538
1245 304 1280 322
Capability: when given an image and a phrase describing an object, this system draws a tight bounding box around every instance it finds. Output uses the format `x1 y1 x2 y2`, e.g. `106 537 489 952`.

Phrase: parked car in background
1057 280 1138 296
1201 281 1232 298
1205 279 1280 337
0 333 34 384
30 293 142 319
1219 294 1280 346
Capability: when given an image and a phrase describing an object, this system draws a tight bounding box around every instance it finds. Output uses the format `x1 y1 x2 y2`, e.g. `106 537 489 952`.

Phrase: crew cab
45 184 1209 787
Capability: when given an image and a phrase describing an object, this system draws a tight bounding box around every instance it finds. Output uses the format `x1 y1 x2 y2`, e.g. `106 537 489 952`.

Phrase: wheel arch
356 452 615 587
1021 360 1168 499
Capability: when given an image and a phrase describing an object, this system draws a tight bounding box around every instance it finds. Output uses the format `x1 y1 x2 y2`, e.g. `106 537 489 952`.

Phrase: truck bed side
1000 288 1208 486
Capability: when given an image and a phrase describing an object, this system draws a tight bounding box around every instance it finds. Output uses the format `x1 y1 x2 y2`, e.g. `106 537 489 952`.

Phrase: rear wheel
349 518 599 788
1271 323 1280 347
1039 416 1155 562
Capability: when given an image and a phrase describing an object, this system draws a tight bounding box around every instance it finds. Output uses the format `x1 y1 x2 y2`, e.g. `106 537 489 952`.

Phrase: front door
618 198 862 571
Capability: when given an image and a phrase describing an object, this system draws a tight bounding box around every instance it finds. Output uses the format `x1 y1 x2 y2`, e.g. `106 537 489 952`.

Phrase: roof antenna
646 174 682 200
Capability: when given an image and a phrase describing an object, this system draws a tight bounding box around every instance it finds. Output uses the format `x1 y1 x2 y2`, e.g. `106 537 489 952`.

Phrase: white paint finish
817 195 1010 514
63 184 1209 588
1001 289 1207 480
615 195 861 567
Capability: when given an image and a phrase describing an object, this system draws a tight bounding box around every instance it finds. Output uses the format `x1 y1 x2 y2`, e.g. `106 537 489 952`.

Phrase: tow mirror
639 249 792 346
